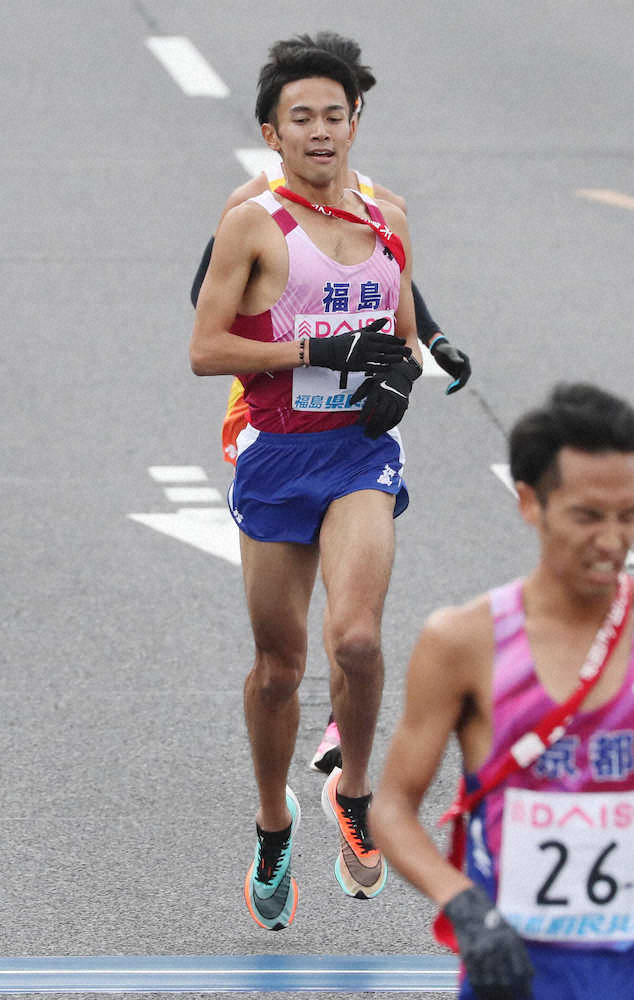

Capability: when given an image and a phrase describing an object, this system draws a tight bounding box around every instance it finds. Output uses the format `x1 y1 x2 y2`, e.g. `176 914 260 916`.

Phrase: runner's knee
251 624 306 698
330 618 381 676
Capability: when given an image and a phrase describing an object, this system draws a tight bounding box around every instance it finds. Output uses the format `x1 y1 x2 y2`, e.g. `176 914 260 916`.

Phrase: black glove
429 334 471 395
350 355 422 439
309 318 410 372
443 886 534 1000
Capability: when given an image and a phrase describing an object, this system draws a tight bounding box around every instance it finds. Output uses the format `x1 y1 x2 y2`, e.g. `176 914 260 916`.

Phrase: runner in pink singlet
372 383 634 1000
191 43 422 931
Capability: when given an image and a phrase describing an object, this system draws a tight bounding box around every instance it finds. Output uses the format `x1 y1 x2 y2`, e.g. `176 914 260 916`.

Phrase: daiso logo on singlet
294 310 395 340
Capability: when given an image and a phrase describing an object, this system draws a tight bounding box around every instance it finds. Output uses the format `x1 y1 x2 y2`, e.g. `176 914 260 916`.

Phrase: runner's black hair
268 32 376 112
509 382 634 502
256 45 360 126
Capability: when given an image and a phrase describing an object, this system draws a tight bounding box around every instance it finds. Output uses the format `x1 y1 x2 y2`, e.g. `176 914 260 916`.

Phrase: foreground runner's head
511 382 634 598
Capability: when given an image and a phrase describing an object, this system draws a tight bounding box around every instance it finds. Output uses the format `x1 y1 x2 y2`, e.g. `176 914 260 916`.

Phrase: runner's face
530 448 634 597
263 77 356 187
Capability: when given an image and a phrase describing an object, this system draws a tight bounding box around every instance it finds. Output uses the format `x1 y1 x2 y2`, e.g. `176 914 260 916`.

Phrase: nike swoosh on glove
429 336 471 394
308 317 410 372
442 886 534 1000
350 355 422 439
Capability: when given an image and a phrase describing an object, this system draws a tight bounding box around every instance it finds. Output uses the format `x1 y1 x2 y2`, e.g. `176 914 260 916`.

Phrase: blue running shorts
459 942 634 999
227 423 408 544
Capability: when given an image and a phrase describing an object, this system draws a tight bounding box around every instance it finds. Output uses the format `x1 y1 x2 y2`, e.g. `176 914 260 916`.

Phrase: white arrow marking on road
164 486 222 503
128 508 241 565
148 466 208 483
145 37 230 97
235 147 287 179
576 188 634 211
490 463 517 497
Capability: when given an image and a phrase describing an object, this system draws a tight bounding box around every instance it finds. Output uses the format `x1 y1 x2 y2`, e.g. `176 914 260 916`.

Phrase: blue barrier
0 954 460 993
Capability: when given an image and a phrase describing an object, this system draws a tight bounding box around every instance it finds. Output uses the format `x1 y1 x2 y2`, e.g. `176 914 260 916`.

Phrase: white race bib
292 310 395 412
498 788 634 943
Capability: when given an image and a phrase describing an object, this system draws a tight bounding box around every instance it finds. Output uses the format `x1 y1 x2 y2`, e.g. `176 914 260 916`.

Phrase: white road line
490 463 517 497
145 37 229 97
164 486 222 503
128 508 241 565
235 147 286 178
421 343 447 376
576 188 634 211
148 465 208 483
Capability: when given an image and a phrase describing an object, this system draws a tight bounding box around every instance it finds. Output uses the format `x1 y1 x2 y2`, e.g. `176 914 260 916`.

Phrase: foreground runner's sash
275 186 406 273
292 310 396 411
434 572 633 950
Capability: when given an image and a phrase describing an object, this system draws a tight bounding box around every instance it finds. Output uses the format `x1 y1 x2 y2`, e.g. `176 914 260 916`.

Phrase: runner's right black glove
308 317 410 372
351 355 422 438
442 886 534 1000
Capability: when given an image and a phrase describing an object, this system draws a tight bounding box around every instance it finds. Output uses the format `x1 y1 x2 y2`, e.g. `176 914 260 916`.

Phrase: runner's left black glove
442 886 534 1000
350 355 422 439
428 335 471 394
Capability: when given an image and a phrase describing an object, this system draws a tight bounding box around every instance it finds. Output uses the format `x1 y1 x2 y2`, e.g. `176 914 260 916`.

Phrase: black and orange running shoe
321 767 387 899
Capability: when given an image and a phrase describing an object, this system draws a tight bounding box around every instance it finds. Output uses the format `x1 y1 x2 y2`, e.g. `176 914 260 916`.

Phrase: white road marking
576 188 634 211
145 37 230 97
148 466 208 483
128 508 240 565
490 463 517 497
235 147 285 179
421 343 447 377
163 486 222 503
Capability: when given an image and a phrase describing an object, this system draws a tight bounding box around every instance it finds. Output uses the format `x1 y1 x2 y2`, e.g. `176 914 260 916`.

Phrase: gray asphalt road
2 1 633 997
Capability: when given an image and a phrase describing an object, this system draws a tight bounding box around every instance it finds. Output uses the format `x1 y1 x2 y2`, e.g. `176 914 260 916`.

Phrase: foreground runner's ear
351 356 422 439
442 886 534 1000
308 322 410 373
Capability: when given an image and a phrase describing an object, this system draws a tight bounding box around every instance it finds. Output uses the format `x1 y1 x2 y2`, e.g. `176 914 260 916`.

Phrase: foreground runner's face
534 447 634 597
262 77 356 195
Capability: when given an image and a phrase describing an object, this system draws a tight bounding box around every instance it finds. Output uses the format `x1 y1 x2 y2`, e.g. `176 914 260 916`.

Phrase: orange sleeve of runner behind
222 377 250 466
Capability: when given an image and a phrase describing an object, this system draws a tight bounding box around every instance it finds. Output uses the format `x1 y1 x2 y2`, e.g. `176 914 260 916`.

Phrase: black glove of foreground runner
309 317 410 372
429 335 471 394
443 886 534 1000
350 355 422 439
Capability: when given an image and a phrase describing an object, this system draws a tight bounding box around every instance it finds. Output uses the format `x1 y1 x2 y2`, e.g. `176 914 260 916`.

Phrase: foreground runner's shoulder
419 595 494 667
374 197 408 234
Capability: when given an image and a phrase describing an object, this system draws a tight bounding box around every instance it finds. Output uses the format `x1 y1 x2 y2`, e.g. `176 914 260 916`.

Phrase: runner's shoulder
215 197 278 259
423 594 494 663
375 197 408 238
372 182 407 215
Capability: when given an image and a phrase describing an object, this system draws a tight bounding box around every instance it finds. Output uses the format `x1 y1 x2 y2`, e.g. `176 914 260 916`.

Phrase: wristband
427 333 447 352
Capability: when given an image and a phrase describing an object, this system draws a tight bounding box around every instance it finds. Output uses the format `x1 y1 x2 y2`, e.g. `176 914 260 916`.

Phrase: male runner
371 382 634 998
191 43 422 929
190 31 471 774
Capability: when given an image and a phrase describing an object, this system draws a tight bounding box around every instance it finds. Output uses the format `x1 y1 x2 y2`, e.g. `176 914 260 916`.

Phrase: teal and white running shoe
244 786 301 930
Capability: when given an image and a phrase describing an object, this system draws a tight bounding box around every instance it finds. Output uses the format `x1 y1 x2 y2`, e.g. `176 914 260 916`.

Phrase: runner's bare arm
190 203 301 375
370 601 492 907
